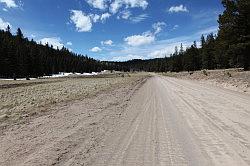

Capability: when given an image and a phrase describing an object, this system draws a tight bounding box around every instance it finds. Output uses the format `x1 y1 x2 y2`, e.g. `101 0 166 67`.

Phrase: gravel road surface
1 76 249 166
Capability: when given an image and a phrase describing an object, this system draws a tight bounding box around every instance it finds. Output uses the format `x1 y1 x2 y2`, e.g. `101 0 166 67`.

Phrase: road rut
1 76 250 166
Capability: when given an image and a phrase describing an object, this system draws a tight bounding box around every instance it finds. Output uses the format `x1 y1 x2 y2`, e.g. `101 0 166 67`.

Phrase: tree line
115 0 249 72
0 27 110 78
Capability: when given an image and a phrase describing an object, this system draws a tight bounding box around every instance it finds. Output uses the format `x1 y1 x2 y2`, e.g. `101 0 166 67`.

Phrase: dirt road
1 76 250 165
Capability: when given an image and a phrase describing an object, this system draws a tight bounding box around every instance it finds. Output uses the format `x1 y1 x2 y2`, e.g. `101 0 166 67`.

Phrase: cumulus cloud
70 10 92 32
101 40 113 46
0 0 17 8
110 0 148 14
90 46 102 52
124 22 166 47
168 5 189 13
70 10 112 32
40 37 64 50
0 18 11 30
86 0 107 10
124 33 155 47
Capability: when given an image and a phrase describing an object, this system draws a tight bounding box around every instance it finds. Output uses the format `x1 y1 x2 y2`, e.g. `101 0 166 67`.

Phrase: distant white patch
3 8 8 11
0 0 17 8
0 18 11 30
90 46 102 52
168 5 189 13
111 54 144 61
0 78 36 81
39 37 64 50
101 40 113 46
66 41 73 46
70 10 92 32
42 71 107 78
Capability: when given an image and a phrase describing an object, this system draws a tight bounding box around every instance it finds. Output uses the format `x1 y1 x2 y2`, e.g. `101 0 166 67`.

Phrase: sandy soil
163 69 250 94
1 75 249 166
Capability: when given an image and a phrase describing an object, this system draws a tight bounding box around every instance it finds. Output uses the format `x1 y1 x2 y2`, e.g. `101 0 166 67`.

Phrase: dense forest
115 0 250 72
0 27 112 78
0 0 249 78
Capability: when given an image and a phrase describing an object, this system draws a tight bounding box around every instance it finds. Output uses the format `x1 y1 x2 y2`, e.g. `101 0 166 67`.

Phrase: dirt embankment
163 69 250 94
0 73 148 130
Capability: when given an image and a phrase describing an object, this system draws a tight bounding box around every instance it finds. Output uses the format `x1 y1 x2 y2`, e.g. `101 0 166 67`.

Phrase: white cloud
110 1 121 14
30 34 36 38
124 22 165 47
111 54 144 61
66 41 73 46
70 10 92 32
173 24 179 30
90 46 102 52
101 40 113 46
124 33 155 47
89 12 111 23
168 5 189 13
0 18 11 30
118 10 132 20
110 0 148 14
152 22 166 35
108 26 219 61
129 13 148 23
90 14 100 23
39 37 64 50
86 0 107 10
100 12 111 22
0 0 17 8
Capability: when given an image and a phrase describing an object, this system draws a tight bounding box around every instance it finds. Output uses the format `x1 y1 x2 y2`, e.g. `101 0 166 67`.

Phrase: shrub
202 70 208 76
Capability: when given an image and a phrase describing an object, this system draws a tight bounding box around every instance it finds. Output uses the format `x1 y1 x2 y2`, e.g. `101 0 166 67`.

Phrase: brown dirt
162 69 250 94
0 73 147 130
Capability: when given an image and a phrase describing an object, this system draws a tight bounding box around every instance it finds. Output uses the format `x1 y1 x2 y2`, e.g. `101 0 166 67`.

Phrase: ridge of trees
0 27 112 78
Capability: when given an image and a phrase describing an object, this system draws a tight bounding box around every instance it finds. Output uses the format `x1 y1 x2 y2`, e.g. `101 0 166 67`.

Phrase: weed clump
202 70 208 76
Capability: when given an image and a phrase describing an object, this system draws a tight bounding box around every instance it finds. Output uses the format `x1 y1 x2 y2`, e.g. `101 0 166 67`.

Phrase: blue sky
0 0 224 61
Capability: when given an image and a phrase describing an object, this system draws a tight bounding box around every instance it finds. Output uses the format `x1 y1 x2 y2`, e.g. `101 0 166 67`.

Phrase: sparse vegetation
0 73 147 125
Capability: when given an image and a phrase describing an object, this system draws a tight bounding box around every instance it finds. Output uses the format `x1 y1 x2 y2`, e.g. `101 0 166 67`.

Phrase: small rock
0 114 9 120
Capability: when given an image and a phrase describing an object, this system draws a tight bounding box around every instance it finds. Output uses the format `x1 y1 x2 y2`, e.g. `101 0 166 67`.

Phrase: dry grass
0 73 148 126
